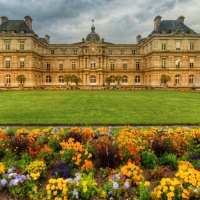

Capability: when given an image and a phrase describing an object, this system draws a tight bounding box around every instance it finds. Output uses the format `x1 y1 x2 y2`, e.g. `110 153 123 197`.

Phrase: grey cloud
0 0 199 43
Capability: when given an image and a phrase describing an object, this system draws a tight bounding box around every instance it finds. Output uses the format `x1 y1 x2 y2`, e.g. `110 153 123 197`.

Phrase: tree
114 75 123 85
160 74 171 86
64 74 72 85
105 77 112 85
70 75 82 85
16 74 26 86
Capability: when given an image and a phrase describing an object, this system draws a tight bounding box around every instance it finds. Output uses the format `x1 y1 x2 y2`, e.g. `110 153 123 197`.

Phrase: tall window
121 50 124 55
108 49 112 55
90 75 96 83
189 75 194 84
5 74 11 84
47 62 50 70
122 63 127 70
19 58 25 68
110 62 114 71
132 50 135 55
175 41 181 50
161 42 167 50
135 75 140 83
5 58 10 68
5 41 11 50
74 49 78 55
161 58 167 68
72 61 76 70
136 62 140 70
175 75 180 84
90 60 96 69
19 41 25 50
46 75 52 83
51 49 55 55
189 58 194 68
122 75 128 83
175 59 180 68
59 63 63 71
59 75 64 83
190 41 194 51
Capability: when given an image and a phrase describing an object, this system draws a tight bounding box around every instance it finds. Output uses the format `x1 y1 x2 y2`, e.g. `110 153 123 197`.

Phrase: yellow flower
169 186 174 192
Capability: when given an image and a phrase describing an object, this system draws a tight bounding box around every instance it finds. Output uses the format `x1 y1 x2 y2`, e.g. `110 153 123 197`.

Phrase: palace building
0 15 200 89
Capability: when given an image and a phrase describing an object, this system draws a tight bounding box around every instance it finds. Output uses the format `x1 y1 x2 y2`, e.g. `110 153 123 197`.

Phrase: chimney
154 16 162 31
24 16 32 31
45 35 50 43
177 16 185 24
136 35 141 44
1 16 8 24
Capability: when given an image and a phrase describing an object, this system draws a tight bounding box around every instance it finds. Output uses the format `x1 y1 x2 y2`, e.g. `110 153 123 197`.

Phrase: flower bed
0 127 200 199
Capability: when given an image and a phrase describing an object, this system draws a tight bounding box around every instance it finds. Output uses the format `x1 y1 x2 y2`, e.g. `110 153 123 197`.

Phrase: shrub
65 129 82 143
141 151 158 169
92 136 120 168
146 166 170 181
152 136 188 157
9 136 30 155
159 153 178 170
139 182 151 200
48 138 62 152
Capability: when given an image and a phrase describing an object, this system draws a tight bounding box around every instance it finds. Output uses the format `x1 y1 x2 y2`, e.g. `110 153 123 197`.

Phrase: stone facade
0 16 200 89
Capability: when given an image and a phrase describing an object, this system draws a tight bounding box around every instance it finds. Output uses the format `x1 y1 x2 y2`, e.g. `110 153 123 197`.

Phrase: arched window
5 74 11 84
135 75 140 83
59 75 64 83
122 75 128 83
90 75 96 83
189 75 194 84
46 75 52 83
175 74 180 84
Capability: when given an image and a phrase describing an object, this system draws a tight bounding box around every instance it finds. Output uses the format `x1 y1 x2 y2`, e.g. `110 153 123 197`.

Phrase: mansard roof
152 20 195 34
0 20 32 33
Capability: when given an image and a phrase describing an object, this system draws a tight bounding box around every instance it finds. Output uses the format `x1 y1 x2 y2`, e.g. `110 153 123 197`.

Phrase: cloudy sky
0 0 199 44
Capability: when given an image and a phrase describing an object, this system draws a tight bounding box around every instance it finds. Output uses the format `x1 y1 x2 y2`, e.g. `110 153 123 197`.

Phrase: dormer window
74 49 78 55
161 41 167 50
19 41 25 50
5 41 11 50
190 41 194 51
132 50 135 55
175 41 181 50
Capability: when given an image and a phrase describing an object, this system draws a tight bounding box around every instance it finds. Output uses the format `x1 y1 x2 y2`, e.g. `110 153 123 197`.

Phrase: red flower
30 149 36 156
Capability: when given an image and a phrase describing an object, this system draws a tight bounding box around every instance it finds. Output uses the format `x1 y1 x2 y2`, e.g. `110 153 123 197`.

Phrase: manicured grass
0 90 199 125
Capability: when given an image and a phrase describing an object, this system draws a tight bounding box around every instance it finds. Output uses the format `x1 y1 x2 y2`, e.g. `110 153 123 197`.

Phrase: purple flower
75 173 81 183
124 181 130 189
9 179 19 186
19 175 26 183
14 173 20 179
7 167 15 174
73 189 79 199
1 179 7 187
113 182 119 190
66 178 73 183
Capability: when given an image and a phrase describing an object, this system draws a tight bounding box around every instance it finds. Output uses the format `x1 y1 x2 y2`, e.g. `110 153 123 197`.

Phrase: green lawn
0 90 199 125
